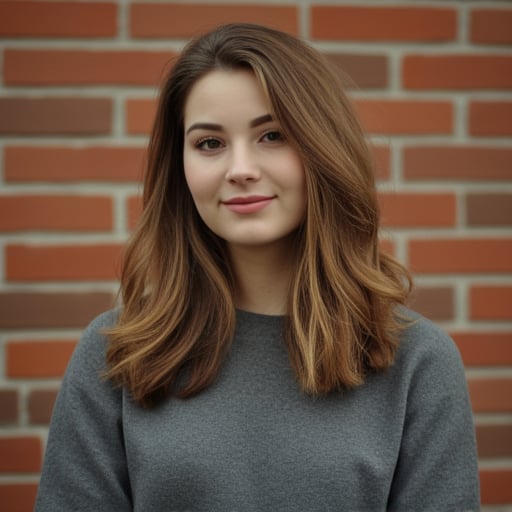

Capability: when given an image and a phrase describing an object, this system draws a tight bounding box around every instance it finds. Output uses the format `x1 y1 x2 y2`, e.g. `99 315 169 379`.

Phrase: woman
35 23 480 511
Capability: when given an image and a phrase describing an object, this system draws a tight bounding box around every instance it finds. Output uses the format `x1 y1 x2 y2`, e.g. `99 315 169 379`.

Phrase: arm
388 320 480 511
35 310 132 511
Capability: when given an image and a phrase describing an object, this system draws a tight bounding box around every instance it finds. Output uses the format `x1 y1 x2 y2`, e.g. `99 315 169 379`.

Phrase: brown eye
262 131 284 143
197 138 223 151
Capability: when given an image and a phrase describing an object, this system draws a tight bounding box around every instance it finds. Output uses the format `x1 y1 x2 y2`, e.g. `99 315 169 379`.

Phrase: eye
261 130 285 143
195 137 223 151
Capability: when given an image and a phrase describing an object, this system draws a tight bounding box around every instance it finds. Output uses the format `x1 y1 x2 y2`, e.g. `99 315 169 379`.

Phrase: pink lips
222 195 275 214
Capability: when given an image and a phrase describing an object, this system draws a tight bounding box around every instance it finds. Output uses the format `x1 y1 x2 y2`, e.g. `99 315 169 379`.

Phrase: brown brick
404 146 512 181
29 390 59 424
480 469 512 504
469 378 512 413
0 483 38 512
311 6 455 42
130 3 298 38
0 437 42 473
0 195 112 232
466 193 512 226
0 98 111 135
7 340 76 379
470 101 512 136
379 192 455 228
470 286 512 321
0 292 114 329
6 244 123 282
5 49 175 86
0 1 117 38
372 145 390 181
451 332 512 366
476 425 512 458
403 55 512 90
127 195 143 231
325 53 388 89
0 390 18 424
471 9 512 44
354 99 453 135
408 287 454 321
409 239 512 273
4 146 146 183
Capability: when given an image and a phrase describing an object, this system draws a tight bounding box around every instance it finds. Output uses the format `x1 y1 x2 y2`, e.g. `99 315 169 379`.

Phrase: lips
222 195 275 214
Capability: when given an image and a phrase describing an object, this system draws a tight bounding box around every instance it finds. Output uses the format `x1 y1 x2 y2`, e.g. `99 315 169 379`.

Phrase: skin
183 69 307 315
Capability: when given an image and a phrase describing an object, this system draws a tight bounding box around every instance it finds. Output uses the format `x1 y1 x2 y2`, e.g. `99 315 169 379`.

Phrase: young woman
35 23 480 511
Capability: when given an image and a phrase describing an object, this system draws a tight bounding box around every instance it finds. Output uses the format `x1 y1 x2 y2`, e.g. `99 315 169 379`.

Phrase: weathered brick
0 1 117 38
130 3 298 38
6 244 124 282
403 55 512 89
4 146 146 183
0 195 112 232
403 146 512 181
7 340 76 378
471 9 512 44
0 98 111 135
0 292 114 329
311 6 456 41
466 193 512 226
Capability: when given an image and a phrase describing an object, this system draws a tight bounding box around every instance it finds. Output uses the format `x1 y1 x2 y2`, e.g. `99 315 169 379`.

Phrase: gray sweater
35 308 480 511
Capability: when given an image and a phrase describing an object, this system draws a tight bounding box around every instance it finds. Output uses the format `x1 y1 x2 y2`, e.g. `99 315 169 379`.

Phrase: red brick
0 483 38 512
379 192 455 228
0 390 18 424
354 99 452 135
5 49 175 86
480 469 512 504
7 340 76 378
471 9 512 44
408 287 454 321
6 244 123 282
126 98 157 135
470 286 512 321
379 238 395 257
325 53 388 89
403 55 512 90
476 425 512 458
470 101 512 136
468 379 512 413
130 3 298 38
0 98 111 135
0 291 114 329
372 145 390 181
0 195 112 232
4 146 146 183
29 389 59 424
0 437 41 473
0 1 116 38
403 146 512 181
466 193 512 226
409 239 512 273
451 332 512 366
311 6 455 42
127 195 143 231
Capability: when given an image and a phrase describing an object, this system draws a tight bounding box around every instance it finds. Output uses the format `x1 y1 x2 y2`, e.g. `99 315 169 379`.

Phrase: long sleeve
388 321 480 511
35 310 132 511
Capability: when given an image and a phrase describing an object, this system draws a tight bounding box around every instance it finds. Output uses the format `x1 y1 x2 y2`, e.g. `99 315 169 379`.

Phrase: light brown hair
106 23 412 407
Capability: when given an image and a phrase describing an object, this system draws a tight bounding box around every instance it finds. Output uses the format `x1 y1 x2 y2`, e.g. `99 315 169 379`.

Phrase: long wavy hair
105 23 412 407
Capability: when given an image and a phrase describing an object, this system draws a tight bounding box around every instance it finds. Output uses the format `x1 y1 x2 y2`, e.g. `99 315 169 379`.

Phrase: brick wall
0 1 511 510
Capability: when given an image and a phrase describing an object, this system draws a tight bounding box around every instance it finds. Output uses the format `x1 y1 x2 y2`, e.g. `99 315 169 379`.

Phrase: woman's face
183 69 306 251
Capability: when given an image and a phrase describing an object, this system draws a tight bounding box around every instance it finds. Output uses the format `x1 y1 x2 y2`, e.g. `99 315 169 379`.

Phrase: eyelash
194 130 285 152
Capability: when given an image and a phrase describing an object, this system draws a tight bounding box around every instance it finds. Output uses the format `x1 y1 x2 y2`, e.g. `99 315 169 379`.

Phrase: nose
225 142 261 183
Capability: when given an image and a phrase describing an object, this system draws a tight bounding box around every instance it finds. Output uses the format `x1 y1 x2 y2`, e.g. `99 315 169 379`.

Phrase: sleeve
34 310 133 511
388 321 481 511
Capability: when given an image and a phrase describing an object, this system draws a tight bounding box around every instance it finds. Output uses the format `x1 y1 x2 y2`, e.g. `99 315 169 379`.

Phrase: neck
228 239 296 316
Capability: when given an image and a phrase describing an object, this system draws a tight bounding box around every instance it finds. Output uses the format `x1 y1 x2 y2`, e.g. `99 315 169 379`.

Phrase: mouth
222 195 275 214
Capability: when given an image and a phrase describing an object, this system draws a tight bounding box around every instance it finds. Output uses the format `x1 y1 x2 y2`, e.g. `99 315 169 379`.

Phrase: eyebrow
185 114 273 136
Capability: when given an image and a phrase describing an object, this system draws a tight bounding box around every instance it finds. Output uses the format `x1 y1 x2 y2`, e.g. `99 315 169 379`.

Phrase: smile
222 195 275 214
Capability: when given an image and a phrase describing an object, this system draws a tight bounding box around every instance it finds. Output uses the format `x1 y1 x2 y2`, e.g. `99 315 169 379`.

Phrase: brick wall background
0 1 511 510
